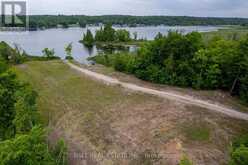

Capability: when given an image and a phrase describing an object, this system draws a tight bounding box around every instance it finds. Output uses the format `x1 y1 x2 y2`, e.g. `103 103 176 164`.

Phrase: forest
28 15 248 29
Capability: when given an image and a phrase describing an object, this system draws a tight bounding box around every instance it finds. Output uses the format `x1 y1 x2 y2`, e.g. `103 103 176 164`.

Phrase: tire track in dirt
66 61 248 121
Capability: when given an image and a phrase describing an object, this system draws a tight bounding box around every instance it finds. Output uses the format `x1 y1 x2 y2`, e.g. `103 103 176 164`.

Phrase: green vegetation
95 24 132 42
42 48 60 60
27 15 248 29
0 41 61 63
0 43 67 164
80 29 94 47
15 59 248 164
183 124 210 141
81 24 133 47
14 60 152 151
95 24 116 42
179 156 193 165
115 29 132 42
202 28 248 43
0 41 27 64
65 43 73 60
0 126 67 165
90 31 248 104
229 134 248 165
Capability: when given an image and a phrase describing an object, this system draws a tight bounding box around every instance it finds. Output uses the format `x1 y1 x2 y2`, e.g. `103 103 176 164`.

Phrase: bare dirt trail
66 61 248 121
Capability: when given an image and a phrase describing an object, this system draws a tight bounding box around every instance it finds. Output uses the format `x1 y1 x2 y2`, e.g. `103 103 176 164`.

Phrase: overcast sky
28 0 248 17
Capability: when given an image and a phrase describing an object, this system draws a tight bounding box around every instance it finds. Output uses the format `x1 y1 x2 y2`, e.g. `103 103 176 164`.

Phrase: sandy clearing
66 61 248 121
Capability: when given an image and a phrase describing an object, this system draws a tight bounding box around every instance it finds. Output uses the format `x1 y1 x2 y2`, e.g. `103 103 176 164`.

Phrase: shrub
113 53 135 72
179 156 193 165
65 56 74 60
230 146 248 165
0 41 26 64
229 134 248 165
42 48 60 60
0 126 56 165
113 54 127 71
13 85 38 134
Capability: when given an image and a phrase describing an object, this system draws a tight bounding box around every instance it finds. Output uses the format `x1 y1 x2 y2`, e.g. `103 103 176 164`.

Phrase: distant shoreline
24 15 248 30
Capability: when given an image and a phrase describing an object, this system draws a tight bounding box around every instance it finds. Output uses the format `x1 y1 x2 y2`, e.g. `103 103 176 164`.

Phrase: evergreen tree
65 43 73 60
82 29 94 47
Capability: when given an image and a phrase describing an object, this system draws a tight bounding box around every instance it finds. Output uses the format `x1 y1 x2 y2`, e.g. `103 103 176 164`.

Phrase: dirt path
66 61 248 121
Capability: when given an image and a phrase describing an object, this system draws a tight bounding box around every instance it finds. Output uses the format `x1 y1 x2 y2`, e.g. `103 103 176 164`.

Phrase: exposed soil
16 61 248 165
67 61 248 121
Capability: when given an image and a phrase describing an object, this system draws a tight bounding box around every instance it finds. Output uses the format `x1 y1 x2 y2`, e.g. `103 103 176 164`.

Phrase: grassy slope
14 60 248 165
73 61 248 113
14 60 149 130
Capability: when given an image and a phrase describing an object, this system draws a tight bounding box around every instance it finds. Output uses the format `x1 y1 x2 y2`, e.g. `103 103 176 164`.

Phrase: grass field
14 60 248 165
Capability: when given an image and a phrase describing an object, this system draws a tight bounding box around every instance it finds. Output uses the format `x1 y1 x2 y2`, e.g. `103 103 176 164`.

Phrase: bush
65 56 74 60
144 65 164 83
113 53 134 72
13 85 38 134
0 70 19 140
42 48 60 60
0 41 26 64
230 146 248 165
229 134 248 165
0 126 57 165
114 54 127 71
179 156 193 165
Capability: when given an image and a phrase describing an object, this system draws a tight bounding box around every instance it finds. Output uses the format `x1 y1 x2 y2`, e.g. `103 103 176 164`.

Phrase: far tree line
27 15 248 30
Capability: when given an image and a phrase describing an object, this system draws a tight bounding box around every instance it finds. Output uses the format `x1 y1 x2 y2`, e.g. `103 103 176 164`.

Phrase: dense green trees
81 24 132 47
95 24 116 42
94 24 132 42
91 31 248 104
115 29 131 42
81 29 94 47
28 15 248 30
0 43 67 164
0 62 37 137
0 70 18 140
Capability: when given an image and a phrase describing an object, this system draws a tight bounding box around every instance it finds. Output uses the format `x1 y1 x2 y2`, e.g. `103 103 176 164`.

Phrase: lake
0 26 221 63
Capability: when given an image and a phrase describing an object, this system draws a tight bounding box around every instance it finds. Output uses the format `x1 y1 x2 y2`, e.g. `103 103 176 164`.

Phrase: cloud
28 0 248 17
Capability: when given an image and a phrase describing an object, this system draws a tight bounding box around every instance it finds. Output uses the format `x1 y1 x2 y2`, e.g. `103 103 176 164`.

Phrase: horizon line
27 14 248 19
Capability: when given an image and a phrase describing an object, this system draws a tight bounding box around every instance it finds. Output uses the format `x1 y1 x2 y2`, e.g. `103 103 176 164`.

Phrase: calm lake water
0 26 221 63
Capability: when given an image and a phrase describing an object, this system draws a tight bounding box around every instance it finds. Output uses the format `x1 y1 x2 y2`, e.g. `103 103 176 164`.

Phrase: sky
27 0 248 17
